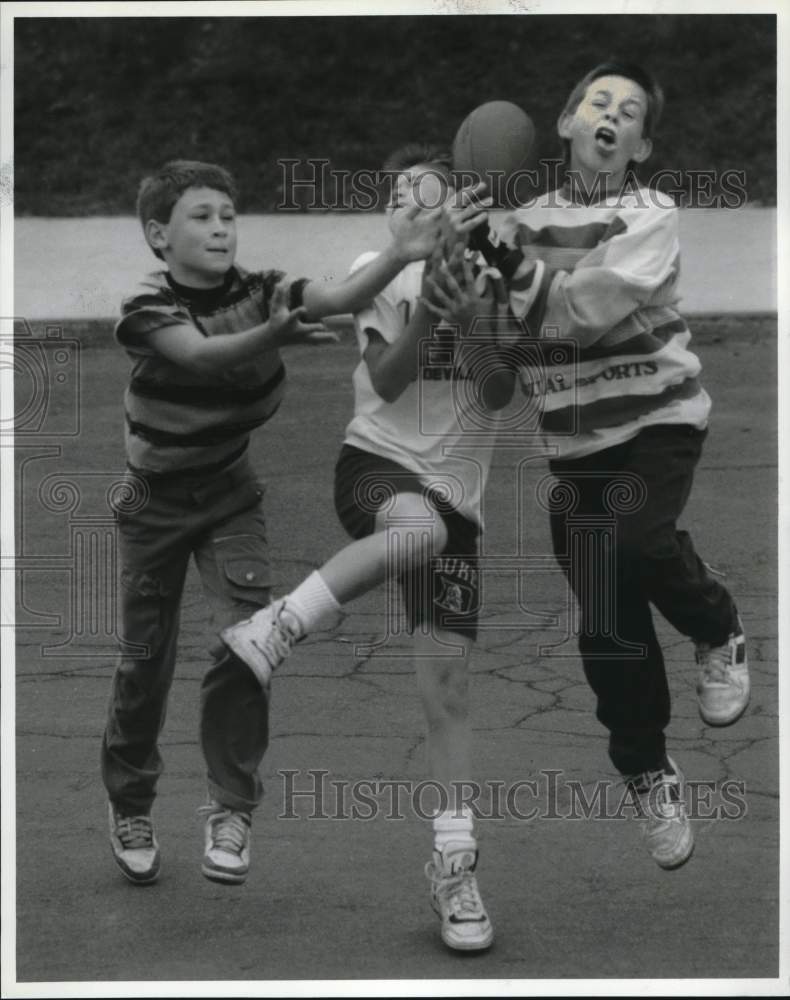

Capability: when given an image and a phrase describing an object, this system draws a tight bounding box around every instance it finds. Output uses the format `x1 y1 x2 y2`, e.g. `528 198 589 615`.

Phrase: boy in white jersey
223 146 506 951
467 62 749 870
102 159 447 889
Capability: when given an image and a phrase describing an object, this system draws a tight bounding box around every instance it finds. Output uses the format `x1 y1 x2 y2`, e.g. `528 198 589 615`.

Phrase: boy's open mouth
594 126 617 149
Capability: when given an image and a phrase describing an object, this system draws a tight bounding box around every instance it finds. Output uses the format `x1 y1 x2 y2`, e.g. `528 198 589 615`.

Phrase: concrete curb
13 208 778 319
10 312 778 348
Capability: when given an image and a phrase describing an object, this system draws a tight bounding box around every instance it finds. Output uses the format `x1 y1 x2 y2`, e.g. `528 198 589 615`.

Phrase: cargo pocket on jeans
215 536 273 610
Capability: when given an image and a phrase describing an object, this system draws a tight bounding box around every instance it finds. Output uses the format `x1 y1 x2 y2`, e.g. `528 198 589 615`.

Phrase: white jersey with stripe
491 185 711 459
343 253 499 526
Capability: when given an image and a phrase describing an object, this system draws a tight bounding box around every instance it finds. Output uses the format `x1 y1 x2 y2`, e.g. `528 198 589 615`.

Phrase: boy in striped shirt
102 159 446 887
470 62 749 869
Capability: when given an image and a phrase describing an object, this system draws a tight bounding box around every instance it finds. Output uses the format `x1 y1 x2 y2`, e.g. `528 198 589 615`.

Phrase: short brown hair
382 143 453 176
563 60 664 139
136 160 238 259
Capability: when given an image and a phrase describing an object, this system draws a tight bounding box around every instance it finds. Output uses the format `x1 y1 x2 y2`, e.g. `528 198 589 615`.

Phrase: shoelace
427 864 486 919
199 806 249 854
629 768 682 820
696 642 733 684
252 608 300 667
116 815 154 850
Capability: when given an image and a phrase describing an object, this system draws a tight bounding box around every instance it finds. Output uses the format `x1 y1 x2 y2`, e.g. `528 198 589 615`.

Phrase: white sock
432 805 475 852
285 571 342 633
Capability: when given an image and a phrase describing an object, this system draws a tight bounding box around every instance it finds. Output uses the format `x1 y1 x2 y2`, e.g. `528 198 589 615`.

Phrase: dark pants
548 425 738 776
101 451 272 814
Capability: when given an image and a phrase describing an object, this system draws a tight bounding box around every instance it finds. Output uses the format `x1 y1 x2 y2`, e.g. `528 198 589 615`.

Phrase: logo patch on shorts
435 575 475 614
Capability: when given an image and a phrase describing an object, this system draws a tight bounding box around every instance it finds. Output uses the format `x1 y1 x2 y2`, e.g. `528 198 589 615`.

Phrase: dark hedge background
14 13 776 214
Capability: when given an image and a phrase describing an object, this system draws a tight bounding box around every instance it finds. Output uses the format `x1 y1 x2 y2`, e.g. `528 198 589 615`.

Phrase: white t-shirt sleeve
350 252 403 350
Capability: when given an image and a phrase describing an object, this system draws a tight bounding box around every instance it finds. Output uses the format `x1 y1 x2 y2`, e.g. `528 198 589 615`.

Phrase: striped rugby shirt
484 184 710 458
115 265 307 474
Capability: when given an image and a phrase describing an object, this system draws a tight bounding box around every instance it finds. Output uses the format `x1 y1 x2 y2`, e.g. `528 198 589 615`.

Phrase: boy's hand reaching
419 244 445 302
390 203 444 262
420 242 497 334
441 182 491 255
267 280 340 346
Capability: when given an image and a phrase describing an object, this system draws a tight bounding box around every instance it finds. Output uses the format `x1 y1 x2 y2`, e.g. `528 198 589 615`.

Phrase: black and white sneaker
425 841 494 951
199 800 252 885
626 757 694 870
108 802 160 885
695 620 749 726
220 599 304 689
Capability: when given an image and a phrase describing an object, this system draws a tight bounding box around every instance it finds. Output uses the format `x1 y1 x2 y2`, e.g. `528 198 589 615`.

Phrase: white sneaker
220 598 304 688
695 622 749 726
199 801 252 884
425 841 494 951
627 757 694 870
108 803 160 885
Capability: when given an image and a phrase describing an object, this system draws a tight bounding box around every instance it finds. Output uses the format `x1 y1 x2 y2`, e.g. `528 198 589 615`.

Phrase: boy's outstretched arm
453 196 681 348
538 203 680 344
143 280 336 375
361 248 441 404
478 201 680 347
302 196 489 320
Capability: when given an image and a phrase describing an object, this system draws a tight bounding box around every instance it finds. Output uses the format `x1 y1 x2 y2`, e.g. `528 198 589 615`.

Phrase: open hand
267 280 340 346
390 203 444 262
420 247 495 331
440 182 491 253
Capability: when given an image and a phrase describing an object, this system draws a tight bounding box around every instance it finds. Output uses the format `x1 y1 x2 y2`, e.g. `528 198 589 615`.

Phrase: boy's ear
557 111 574 140
145 219 169 253
631 136 653 164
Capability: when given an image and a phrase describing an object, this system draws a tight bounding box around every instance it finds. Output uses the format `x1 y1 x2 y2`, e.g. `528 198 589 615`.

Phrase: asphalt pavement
6 314 781 994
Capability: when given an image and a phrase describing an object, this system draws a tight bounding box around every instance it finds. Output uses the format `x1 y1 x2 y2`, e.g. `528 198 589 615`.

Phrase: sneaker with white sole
108 802 160 885
626 756 694 870
199 801 252 884
220 598 304 689
425 841 494 951
695 621 749 726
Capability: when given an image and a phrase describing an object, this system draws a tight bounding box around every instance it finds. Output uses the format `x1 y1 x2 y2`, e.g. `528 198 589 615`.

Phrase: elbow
544 303 605 346
558 321 601 348
370 371 405 404
373 381 402 405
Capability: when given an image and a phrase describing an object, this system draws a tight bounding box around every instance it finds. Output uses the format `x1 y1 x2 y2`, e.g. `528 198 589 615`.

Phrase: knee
376 493 449 561
209 636 231 665
612 526 677 574
110 662 171 726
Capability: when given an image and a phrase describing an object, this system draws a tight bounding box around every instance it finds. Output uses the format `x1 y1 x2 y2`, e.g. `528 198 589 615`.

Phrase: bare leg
320 492 449 605
413 628 472 810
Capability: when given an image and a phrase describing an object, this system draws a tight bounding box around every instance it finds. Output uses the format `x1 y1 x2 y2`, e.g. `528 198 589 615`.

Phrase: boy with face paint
466 62 749 870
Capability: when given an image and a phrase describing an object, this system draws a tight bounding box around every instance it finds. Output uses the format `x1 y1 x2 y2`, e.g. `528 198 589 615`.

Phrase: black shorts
334 444 480 638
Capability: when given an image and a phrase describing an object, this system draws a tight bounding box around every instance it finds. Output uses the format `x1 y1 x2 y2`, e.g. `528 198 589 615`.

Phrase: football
452 100 535 189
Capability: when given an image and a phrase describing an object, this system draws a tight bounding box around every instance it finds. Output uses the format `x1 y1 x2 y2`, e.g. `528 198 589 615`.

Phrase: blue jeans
101 451 272 813
548 424 738 775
